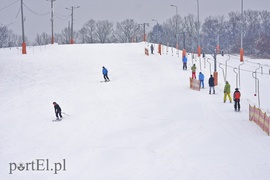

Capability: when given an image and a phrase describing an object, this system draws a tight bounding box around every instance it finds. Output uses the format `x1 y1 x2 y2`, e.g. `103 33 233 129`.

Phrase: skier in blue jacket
199 72 204 88
102 66 110 82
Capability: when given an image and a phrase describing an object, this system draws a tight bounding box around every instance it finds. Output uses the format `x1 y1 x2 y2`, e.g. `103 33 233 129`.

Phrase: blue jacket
183 56 187 63
199 73 204 81
102 67 108 75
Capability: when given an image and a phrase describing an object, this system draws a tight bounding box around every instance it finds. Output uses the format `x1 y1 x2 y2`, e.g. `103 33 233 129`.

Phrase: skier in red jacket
233 88 241 111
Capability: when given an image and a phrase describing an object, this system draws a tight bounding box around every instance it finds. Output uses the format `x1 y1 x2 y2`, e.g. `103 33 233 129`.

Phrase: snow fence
249 105 270 136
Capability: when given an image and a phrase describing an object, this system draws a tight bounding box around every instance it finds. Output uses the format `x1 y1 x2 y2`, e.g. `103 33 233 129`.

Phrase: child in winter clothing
223 81 232 103
233 88 241 111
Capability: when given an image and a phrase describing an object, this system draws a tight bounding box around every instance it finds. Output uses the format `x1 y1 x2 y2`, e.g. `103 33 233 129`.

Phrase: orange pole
70 39 74 44
240 48 244 62
22 42 27 54
214 71 218 86
216 45 220 54
158 44 161 55
198 46 201 57
182 49 186 58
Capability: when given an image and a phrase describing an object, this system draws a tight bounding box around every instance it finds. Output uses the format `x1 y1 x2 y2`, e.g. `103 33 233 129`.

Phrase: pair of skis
52 112 70 122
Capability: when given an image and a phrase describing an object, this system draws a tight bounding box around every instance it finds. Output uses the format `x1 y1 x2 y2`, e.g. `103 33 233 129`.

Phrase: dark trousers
234 99 240 110
183 63 187 70
56 111 62 118
103 74 110 81
209 86 215 94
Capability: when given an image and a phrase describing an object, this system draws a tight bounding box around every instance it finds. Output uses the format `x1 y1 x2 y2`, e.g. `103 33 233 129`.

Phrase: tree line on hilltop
0 10 269 58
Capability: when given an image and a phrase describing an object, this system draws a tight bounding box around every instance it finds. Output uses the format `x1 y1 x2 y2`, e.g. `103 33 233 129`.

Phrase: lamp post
170 4 178 50
152 19 159 43
66 6 80 44
196 0 201 57
240 0 244 62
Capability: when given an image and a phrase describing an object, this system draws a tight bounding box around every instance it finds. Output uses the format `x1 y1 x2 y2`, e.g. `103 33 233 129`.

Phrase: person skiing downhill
233 88 241 111
53 102 62 120
102 66 110 82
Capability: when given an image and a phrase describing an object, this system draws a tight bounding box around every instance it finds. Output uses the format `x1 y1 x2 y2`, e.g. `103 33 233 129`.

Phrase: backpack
234 91 241 99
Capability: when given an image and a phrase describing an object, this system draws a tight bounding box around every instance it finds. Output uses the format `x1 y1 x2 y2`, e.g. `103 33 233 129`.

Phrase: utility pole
66 6 80 44
152 19 159 43
240 0 244 62
21 0 26 54
196 0 201 57
48 0 55 44
139 23 149 41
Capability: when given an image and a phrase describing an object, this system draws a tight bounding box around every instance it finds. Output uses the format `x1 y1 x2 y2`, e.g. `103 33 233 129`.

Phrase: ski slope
0 43 270 180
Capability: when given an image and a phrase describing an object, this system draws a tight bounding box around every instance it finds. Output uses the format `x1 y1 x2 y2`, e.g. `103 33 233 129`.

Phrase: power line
0 0 19 11
54 12 70 21
23 2 50 16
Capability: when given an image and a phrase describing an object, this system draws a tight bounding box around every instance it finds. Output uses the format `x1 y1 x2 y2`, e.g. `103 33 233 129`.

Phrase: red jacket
233 90 241 100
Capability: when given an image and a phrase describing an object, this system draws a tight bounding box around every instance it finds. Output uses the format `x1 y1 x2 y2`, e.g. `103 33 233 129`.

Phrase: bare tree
0 25 9 48
115 19 138 43
95 20 114 43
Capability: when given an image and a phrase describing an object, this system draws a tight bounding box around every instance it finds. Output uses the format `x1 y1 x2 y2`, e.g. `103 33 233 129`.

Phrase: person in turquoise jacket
223 81 232 103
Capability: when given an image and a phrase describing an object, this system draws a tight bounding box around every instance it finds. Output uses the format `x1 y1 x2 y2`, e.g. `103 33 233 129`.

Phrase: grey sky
1 0 269 41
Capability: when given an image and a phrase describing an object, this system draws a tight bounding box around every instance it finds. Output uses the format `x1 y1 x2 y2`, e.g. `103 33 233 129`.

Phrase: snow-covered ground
0 43 270 180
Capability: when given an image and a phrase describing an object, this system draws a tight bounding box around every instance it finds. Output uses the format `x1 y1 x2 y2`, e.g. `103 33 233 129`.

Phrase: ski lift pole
233 68 238 88
252 72 260 108
207 58 212 75
219 63 226 83
225 55 231 81
238 61 244 89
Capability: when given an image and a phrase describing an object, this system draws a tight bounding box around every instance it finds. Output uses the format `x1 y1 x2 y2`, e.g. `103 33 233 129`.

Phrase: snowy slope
0 43 270 180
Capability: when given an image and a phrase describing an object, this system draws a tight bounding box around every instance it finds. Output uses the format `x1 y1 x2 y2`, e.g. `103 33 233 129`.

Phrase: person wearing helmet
53 102 62 120
233 88 241 111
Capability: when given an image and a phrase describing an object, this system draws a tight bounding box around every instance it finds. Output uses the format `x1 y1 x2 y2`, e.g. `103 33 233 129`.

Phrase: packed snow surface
1 43 270 180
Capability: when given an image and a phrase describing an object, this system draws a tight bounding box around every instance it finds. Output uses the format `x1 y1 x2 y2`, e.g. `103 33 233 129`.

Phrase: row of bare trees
1 10 269 58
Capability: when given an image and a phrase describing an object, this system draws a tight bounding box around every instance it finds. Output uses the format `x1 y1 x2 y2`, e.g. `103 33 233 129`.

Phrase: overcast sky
1 0 269 41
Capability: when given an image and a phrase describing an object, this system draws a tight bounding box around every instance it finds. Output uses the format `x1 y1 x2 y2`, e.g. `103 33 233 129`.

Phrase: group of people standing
183 55 241 111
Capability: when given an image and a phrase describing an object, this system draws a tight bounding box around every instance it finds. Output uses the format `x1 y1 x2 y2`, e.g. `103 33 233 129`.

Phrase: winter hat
235 88 239 91
53 102 56 104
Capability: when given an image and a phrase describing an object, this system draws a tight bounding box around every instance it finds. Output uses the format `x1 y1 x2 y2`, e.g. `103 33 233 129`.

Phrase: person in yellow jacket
191 64 196 79
223 81 232 103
